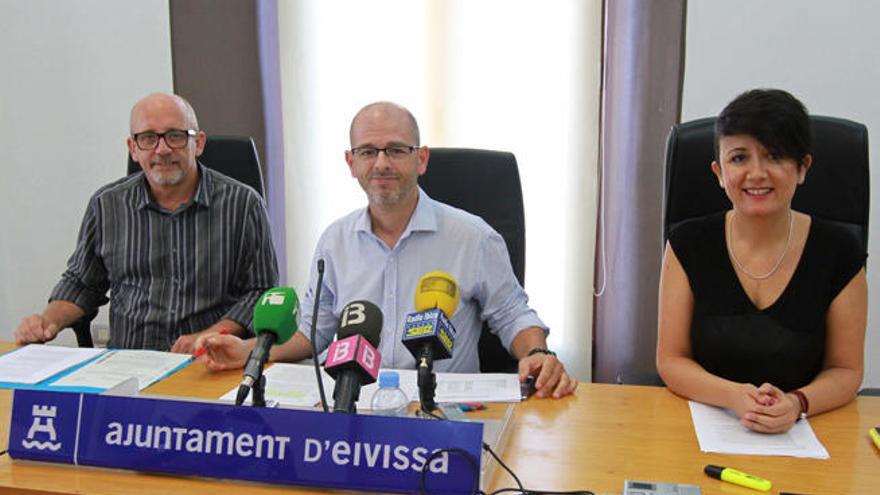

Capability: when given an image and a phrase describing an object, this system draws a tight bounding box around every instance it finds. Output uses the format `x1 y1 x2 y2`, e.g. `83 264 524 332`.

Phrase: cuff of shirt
223 304 256 336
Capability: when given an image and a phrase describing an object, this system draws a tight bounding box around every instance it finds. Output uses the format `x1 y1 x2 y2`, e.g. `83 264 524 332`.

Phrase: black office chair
126 135 265 197
664 116 869 250
69 135 265 347
418 147 526 373
640 116 870 388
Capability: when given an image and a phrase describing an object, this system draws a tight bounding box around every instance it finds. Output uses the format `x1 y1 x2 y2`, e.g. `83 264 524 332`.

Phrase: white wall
682 0 880 387
0 0 173 341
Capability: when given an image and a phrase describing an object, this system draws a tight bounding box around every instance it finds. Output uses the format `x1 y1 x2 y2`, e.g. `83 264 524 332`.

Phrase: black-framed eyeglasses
132 129 198 150
350 145 419 162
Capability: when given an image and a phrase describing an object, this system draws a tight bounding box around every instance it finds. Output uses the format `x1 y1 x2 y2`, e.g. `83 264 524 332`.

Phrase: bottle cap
378 371 400 388
704 465 724 478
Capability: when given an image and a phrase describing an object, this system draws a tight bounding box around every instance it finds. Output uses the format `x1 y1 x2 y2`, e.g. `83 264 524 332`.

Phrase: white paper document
220 365 521 409
688 401 829 459
50 350 190 390
434 372 521 403
220 365 420 410
219 363 327 407
346 370 519 408
0 344 106 384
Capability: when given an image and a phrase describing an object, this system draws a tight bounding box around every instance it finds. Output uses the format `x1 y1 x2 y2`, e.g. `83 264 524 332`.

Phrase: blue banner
9 389 483 494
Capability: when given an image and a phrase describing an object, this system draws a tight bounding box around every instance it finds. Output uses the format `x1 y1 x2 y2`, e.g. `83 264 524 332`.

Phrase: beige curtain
593 0 687 383
278 0 602 381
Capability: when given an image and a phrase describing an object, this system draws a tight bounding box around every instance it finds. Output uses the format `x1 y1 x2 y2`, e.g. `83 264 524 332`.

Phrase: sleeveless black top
669 212 865 391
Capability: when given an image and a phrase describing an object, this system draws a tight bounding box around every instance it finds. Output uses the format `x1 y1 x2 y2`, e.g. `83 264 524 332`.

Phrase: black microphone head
337 300 383 348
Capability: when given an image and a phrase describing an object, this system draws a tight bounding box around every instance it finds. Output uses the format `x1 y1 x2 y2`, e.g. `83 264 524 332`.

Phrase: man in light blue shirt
199 102 576 398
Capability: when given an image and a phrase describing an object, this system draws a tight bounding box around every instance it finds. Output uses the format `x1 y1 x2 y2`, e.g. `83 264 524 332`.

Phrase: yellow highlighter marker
705 465 772 492
870 427 880 451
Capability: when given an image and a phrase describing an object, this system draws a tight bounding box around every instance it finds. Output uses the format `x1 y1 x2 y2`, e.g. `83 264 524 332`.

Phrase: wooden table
0 341 17 452
1 341 878 494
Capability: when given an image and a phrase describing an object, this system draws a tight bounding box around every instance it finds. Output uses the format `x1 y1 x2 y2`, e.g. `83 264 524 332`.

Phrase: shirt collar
354 187 439 237
192 163 212 207
137 162 211 211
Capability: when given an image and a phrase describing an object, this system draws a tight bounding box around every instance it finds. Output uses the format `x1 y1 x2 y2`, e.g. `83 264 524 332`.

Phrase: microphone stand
252 374 267 407
236 331 277 407
417 349 437 413
311 260 329 412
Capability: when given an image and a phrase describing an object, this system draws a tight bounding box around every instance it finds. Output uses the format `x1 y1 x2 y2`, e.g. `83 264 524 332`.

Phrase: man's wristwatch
527 348 556 358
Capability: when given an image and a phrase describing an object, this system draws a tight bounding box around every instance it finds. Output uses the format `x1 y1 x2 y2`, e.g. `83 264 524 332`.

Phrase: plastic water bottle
370 371 409 417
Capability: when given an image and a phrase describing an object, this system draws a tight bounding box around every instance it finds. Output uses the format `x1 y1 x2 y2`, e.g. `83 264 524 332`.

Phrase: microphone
236 287 299 406
401 271 460 412
324 300 383 413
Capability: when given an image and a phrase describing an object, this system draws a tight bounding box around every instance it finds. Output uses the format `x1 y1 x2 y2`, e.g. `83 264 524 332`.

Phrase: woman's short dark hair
714 88 812 168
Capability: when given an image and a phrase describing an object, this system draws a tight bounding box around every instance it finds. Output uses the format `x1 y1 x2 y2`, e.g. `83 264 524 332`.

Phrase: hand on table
170 333 202 354
14 314 60 344
518 353 577 399
194 333 250 371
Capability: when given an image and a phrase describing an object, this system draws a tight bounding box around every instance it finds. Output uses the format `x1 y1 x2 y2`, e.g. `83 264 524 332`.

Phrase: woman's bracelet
791 389 810 420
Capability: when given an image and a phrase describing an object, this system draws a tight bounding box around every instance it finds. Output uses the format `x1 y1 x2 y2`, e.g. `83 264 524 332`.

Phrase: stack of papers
435 372 521 402
688 401 830 459
0 345 104 384
220 364 522 409
50 350 191 390
0 344 191 393
220 363 329 407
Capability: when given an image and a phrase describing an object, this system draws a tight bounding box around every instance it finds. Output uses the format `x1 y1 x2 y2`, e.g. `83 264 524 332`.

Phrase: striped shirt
50 164 279 350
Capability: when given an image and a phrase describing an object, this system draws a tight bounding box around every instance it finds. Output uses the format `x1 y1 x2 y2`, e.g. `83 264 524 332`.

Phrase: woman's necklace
726 210 794 280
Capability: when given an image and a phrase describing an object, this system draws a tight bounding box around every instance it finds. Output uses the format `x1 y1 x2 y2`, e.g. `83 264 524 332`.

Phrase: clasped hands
733 382 802 433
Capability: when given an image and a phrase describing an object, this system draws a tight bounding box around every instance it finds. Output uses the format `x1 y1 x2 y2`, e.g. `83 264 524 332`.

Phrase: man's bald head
127 92 206 193
349 101 420 147
130 93 199 134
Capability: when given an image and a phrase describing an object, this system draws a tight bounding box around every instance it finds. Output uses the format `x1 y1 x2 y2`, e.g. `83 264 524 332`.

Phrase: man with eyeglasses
14 93 278 352
197 101 576 399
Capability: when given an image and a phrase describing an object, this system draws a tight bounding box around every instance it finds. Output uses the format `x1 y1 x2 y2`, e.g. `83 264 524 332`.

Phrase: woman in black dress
657 89 867 433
